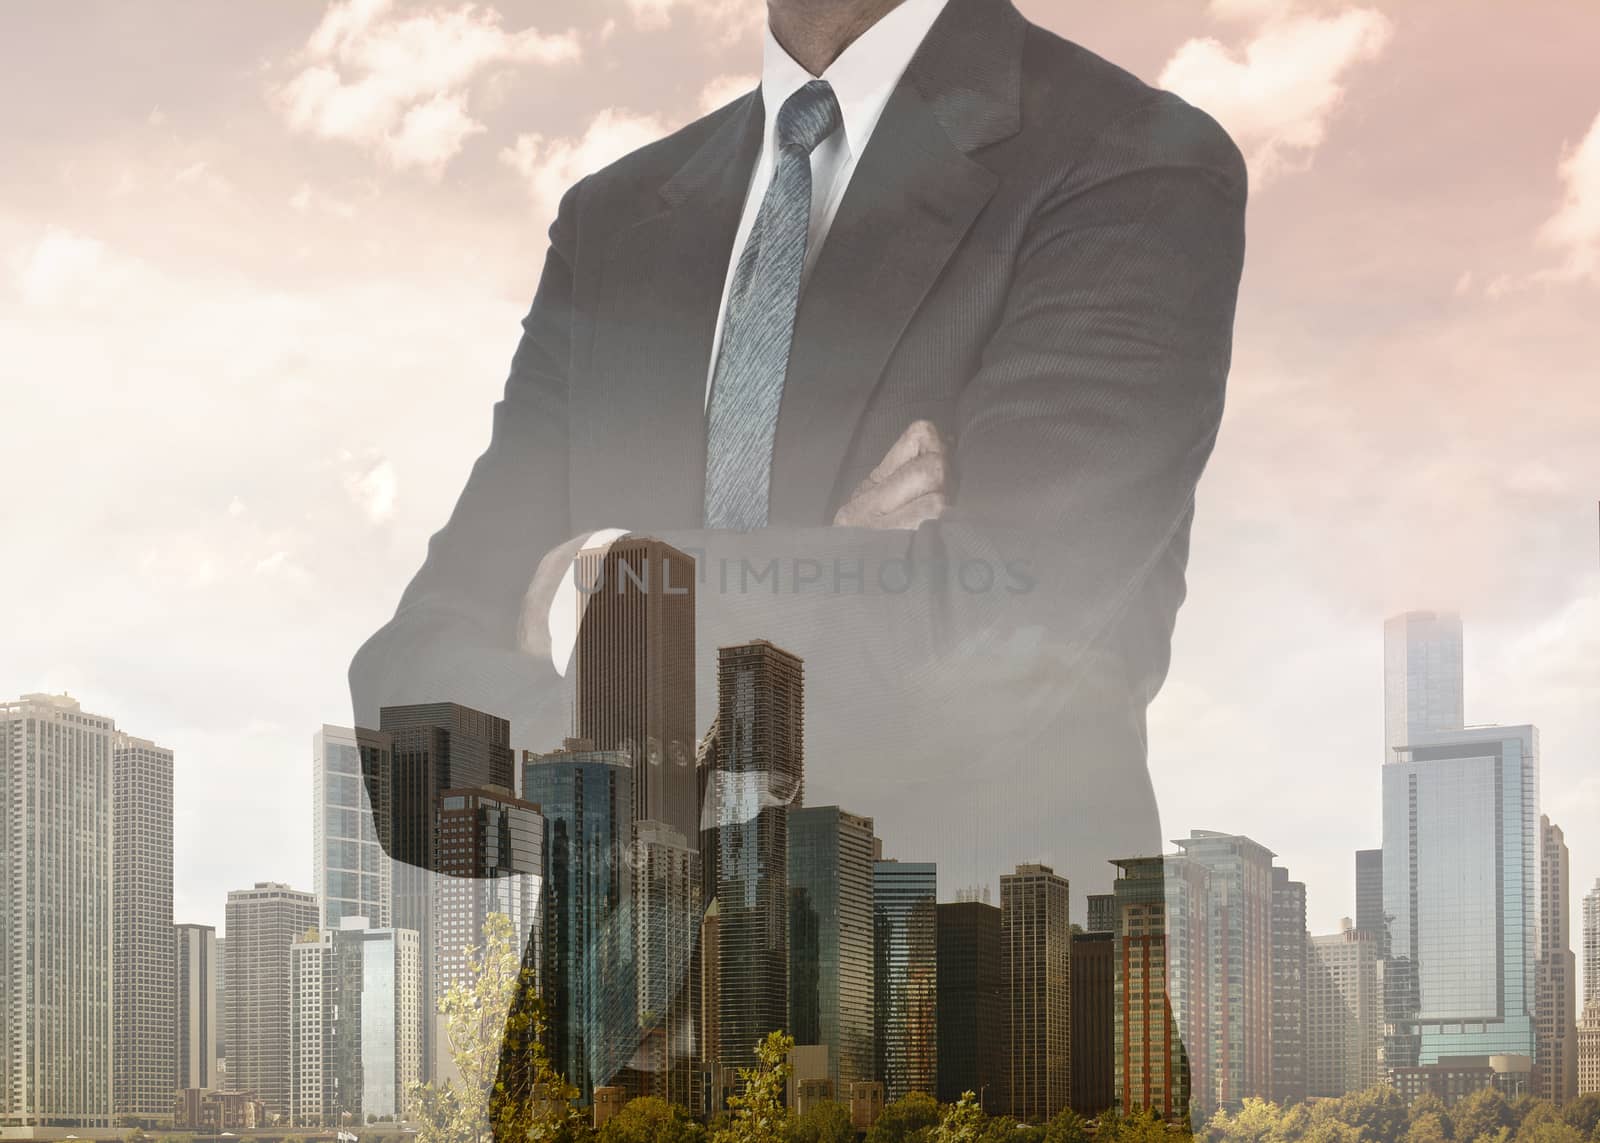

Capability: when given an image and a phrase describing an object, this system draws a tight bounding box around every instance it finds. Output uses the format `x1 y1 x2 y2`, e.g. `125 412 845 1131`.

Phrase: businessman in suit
351 0 1245 1113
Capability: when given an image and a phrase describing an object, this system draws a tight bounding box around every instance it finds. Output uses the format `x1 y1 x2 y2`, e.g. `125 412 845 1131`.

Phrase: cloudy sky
4 0 1598 967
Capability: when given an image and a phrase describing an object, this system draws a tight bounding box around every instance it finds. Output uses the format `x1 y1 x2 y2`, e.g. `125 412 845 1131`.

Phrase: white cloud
342 454 399 524
278 0 579 176
621 0 760 41
12 227 128 306
698 72 757 115
501 108 671 224
1538 108 1600 282
1159 4 1392 187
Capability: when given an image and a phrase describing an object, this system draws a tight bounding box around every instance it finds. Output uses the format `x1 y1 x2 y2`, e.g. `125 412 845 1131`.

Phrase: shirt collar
760 0 950 157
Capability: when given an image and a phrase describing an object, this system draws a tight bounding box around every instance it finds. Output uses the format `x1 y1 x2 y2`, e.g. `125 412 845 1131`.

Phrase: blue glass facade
1382 724 1538 1062
523 748 637 1100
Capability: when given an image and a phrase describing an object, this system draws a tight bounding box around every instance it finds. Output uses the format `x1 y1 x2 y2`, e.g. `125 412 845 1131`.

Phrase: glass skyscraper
313 725 393 929
1382 724 1539 1063
1383 610 1464 759
523 745 637 1100
874 859 938 1101
789 806 877 1096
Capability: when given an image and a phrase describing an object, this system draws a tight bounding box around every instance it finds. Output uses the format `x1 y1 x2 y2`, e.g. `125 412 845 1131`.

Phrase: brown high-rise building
714 640 804 1084
1071 930 1115 1115
1001 863 1070 1122
936 901 1007 1109
575 538 698 840
1110 855 1209 1125
1536 816 1578 1104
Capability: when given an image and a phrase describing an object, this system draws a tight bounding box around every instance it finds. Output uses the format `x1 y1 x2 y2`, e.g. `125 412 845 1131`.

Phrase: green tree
598 1096 704 1143
1562 1096 1600 1139
408 911 583 1143
1454 1090 1518 1143
1042 1107 1090 1143
931 1092 987 1143
787 1100 854 1143
1516 1104 1581 1143
1100 1107 1176 1143
713 1031 794 1143
865 1092 941 1143
1315 1085 1409 1143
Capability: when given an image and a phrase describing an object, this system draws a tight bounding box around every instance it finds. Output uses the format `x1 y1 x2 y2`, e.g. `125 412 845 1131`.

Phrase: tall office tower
1585 878 1600 1008
575 538 698 840
1354 849 1389 957
1536 816 1578 1104
225 882 319 1121
1087 894 1117 935
523 745 638 1100
175 923 221 1091
289 918 422 1126
433 788 543 999
1270 867 1307 1106
1305 921 1382 1098
1071 930 1115 1115
1110 856 1209 1124
1001 863 1070 1121
714 641 804 1082
313 726 393 929
216 937 228 1077
873 860 938 1100
1383 610 1464 759
376 702 515 1081
627 820 702 1105
112 731 176 1125
1 694 115 1128
1172 831 1276 1109
936 901 1007 1109
790 806 877 1097
1383 725 1539 1064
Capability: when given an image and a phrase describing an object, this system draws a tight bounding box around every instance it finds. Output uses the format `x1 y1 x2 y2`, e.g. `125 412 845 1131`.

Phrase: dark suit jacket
352 0 1246 897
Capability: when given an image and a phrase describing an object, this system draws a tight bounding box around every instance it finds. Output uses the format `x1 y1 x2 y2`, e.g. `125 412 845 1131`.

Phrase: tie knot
776 80 842 155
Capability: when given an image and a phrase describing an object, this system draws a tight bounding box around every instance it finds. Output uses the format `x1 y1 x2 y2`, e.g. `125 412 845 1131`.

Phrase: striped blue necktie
703 79 843 531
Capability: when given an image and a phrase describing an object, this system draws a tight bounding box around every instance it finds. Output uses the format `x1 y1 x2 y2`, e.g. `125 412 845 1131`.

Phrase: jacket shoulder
1017 21 1245 188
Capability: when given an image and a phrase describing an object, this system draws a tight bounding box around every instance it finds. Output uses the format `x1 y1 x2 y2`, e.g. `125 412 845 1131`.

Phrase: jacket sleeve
346 179 587 742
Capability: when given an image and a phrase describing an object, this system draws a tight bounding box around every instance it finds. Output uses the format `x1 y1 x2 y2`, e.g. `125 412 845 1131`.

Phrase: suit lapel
581 94 763 531
767 0 1026 526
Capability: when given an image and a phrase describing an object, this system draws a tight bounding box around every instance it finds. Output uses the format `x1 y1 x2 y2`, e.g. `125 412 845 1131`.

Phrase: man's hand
832 419 949 530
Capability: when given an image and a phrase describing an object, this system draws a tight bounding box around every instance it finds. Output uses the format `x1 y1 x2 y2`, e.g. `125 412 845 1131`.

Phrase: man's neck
767 0 907 76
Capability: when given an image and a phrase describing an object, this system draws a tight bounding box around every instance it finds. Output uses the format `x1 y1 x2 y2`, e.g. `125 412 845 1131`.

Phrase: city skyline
4 599 1596 1129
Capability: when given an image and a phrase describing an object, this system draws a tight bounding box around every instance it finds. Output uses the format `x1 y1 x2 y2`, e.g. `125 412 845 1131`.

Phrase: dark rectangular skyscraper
1071 930 1114 1115
937 901 1008 1109
714 640 804 1082
790 806 877 1096
1354 848 1387 956
575 538 697 840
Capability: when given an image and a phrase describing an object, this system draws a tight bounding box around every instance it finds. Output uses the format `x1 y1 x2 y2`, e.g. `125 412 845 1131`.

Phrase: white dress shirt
545 0 950 675
705 0 952 406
